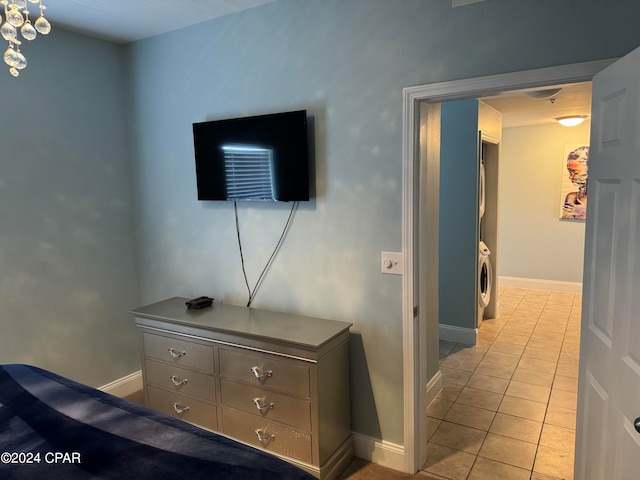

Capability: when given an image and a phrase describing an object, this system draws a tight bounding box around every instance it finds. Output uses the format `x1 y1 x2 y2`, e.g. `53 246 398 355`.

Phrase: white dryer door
478 252 492 308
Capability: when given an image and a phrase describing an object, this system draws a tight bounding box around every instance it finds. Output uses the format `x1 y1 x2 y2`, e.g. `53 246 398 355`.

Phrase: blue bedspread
0 364 315 480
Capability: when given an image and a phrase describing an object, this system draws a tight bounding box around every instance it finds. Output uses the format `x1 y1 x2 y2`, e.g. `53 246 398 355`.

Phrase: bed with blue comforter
0 364 315 480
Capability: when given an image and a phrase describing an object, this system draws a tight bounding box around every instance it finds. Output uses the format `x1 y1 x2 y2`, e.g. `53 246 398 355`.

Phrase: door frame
401 58 615 473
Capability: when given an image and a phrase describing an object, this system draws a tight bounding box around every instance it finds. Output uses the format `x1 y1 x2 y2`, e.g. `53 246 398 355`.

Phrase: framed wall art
559 144 589 220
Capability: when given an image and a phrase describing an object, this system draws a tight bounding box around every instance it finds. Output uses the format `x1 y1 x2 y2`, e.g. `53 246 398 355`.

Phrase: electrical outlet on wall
381 252 403 275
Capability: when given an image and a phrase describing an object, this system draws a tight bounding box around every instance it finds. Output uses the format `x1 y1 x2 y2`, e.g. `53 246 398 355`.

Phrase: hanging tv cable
234 200 299 307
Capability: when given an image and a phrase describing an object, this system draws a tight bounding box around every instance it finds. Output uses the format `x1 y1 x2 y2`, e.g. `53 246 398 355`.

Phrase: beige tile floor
425 286 581 480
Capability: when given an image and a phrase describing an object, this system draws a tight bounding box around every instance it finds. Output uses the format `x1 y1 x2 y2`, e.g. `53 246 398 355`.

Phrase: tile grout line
427 287 578 480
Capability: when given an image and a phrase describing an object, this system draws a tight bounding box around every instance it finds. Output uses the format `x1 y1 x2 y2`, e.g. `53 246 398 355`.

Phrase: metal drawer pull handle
173 403 190 414
253 397 274 413
170 375 188 386
168 348 186 359
255 428 275 443
250 366 272 382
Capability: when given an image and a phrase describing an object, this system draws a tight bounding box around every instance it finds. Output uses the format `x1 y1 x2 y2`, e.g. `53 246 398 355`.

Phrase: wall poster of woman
559 144 589 220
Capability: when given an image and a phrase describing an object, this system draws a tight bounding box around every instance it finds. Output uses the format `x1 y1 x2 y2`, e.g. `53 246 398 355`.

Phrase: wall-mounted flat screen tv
193 110 310 201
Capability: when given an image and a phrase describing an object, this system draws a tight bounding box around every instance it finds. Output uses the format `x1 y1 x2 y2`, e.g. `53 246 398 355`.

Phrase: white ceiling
481 82 593 128
44 0 277 44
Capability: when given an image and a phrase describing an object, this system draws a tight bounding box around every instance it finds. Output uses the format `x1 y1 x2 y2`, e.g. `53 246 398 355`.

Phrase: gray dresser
131 297 353 480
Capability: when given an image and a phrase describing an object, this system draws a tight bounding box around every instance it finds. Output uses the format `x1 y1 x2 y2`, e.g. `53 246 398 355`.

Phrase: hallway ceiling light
556 115 588 127
0 0 51 77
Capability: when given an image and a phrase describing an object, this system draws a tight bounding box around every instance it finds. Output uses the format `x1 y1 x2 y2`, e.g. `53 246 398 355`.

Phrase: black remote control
185 296 214 309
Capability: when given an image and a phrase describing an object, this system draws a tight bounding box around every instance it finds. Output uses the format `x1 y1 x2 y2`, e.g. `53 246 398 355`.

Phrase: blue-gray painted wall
439 100 480 330
0 29 140 387
2 0 640 447
125 0 640 444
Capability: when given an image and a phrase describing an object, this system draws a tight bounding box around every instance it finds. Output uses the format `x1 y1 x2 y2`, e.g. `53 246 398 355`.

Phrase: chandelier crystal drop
1 19 16 40
0 0 50 77
20 18 36 40
3 43 17 65
7 6 24 27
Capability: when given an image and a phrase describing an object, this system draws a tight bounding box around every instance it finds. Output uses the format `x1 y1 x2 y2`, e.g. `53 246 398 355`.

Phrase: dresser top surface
131 297 352 349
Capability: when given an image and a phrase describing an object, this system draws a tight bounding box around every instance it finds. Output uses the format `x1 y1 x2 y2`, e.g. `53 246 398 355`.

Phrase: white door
575 45 640 479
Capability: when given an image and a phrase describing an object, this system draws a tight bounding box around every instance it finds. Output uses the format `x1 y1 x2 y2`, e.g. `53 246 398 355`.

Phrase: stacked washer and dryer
478 158 492 326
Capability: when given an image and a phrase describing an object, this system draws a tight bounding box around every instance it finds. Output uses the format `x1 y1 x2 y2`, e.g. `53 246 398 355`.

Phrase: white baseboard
98 370 142 398
499 276 583 294
351 432 405 473
426 370 443 407
438 324 477 345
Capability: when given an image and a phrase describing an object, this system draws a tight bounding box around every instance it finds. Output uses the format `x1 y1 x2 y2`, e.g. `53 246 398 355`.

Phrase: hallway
425 286 580 479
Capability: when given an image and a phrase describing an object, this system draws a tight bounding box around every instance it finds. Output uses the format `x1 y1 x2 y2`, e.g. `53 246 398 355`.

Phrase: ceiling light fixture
556 115 588 127
0 0 51 77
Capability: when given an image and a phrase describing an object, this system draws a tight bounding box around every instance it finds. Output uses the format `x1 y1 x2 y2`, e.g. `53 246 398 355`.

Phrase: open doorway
426 84 591 478
400 59 613 475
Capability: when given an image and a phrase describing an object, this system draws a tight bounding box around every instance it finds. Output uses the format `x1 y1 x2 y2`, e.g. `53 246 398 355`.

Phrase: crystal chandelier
0 0 51 77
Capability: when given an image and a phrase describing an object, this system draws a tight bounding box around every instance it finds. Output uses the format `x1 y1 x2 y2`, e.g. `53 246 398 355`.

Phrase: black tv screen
193 110 310 201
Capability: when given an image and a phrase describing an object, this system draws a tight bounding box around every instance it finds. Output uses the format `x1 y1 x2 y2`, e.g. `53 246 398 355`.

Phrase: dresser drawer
221 408 312 464
145 359 215 400
146 385 217 431
220 379 311 430
142 331 214 373
219 348 310 397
